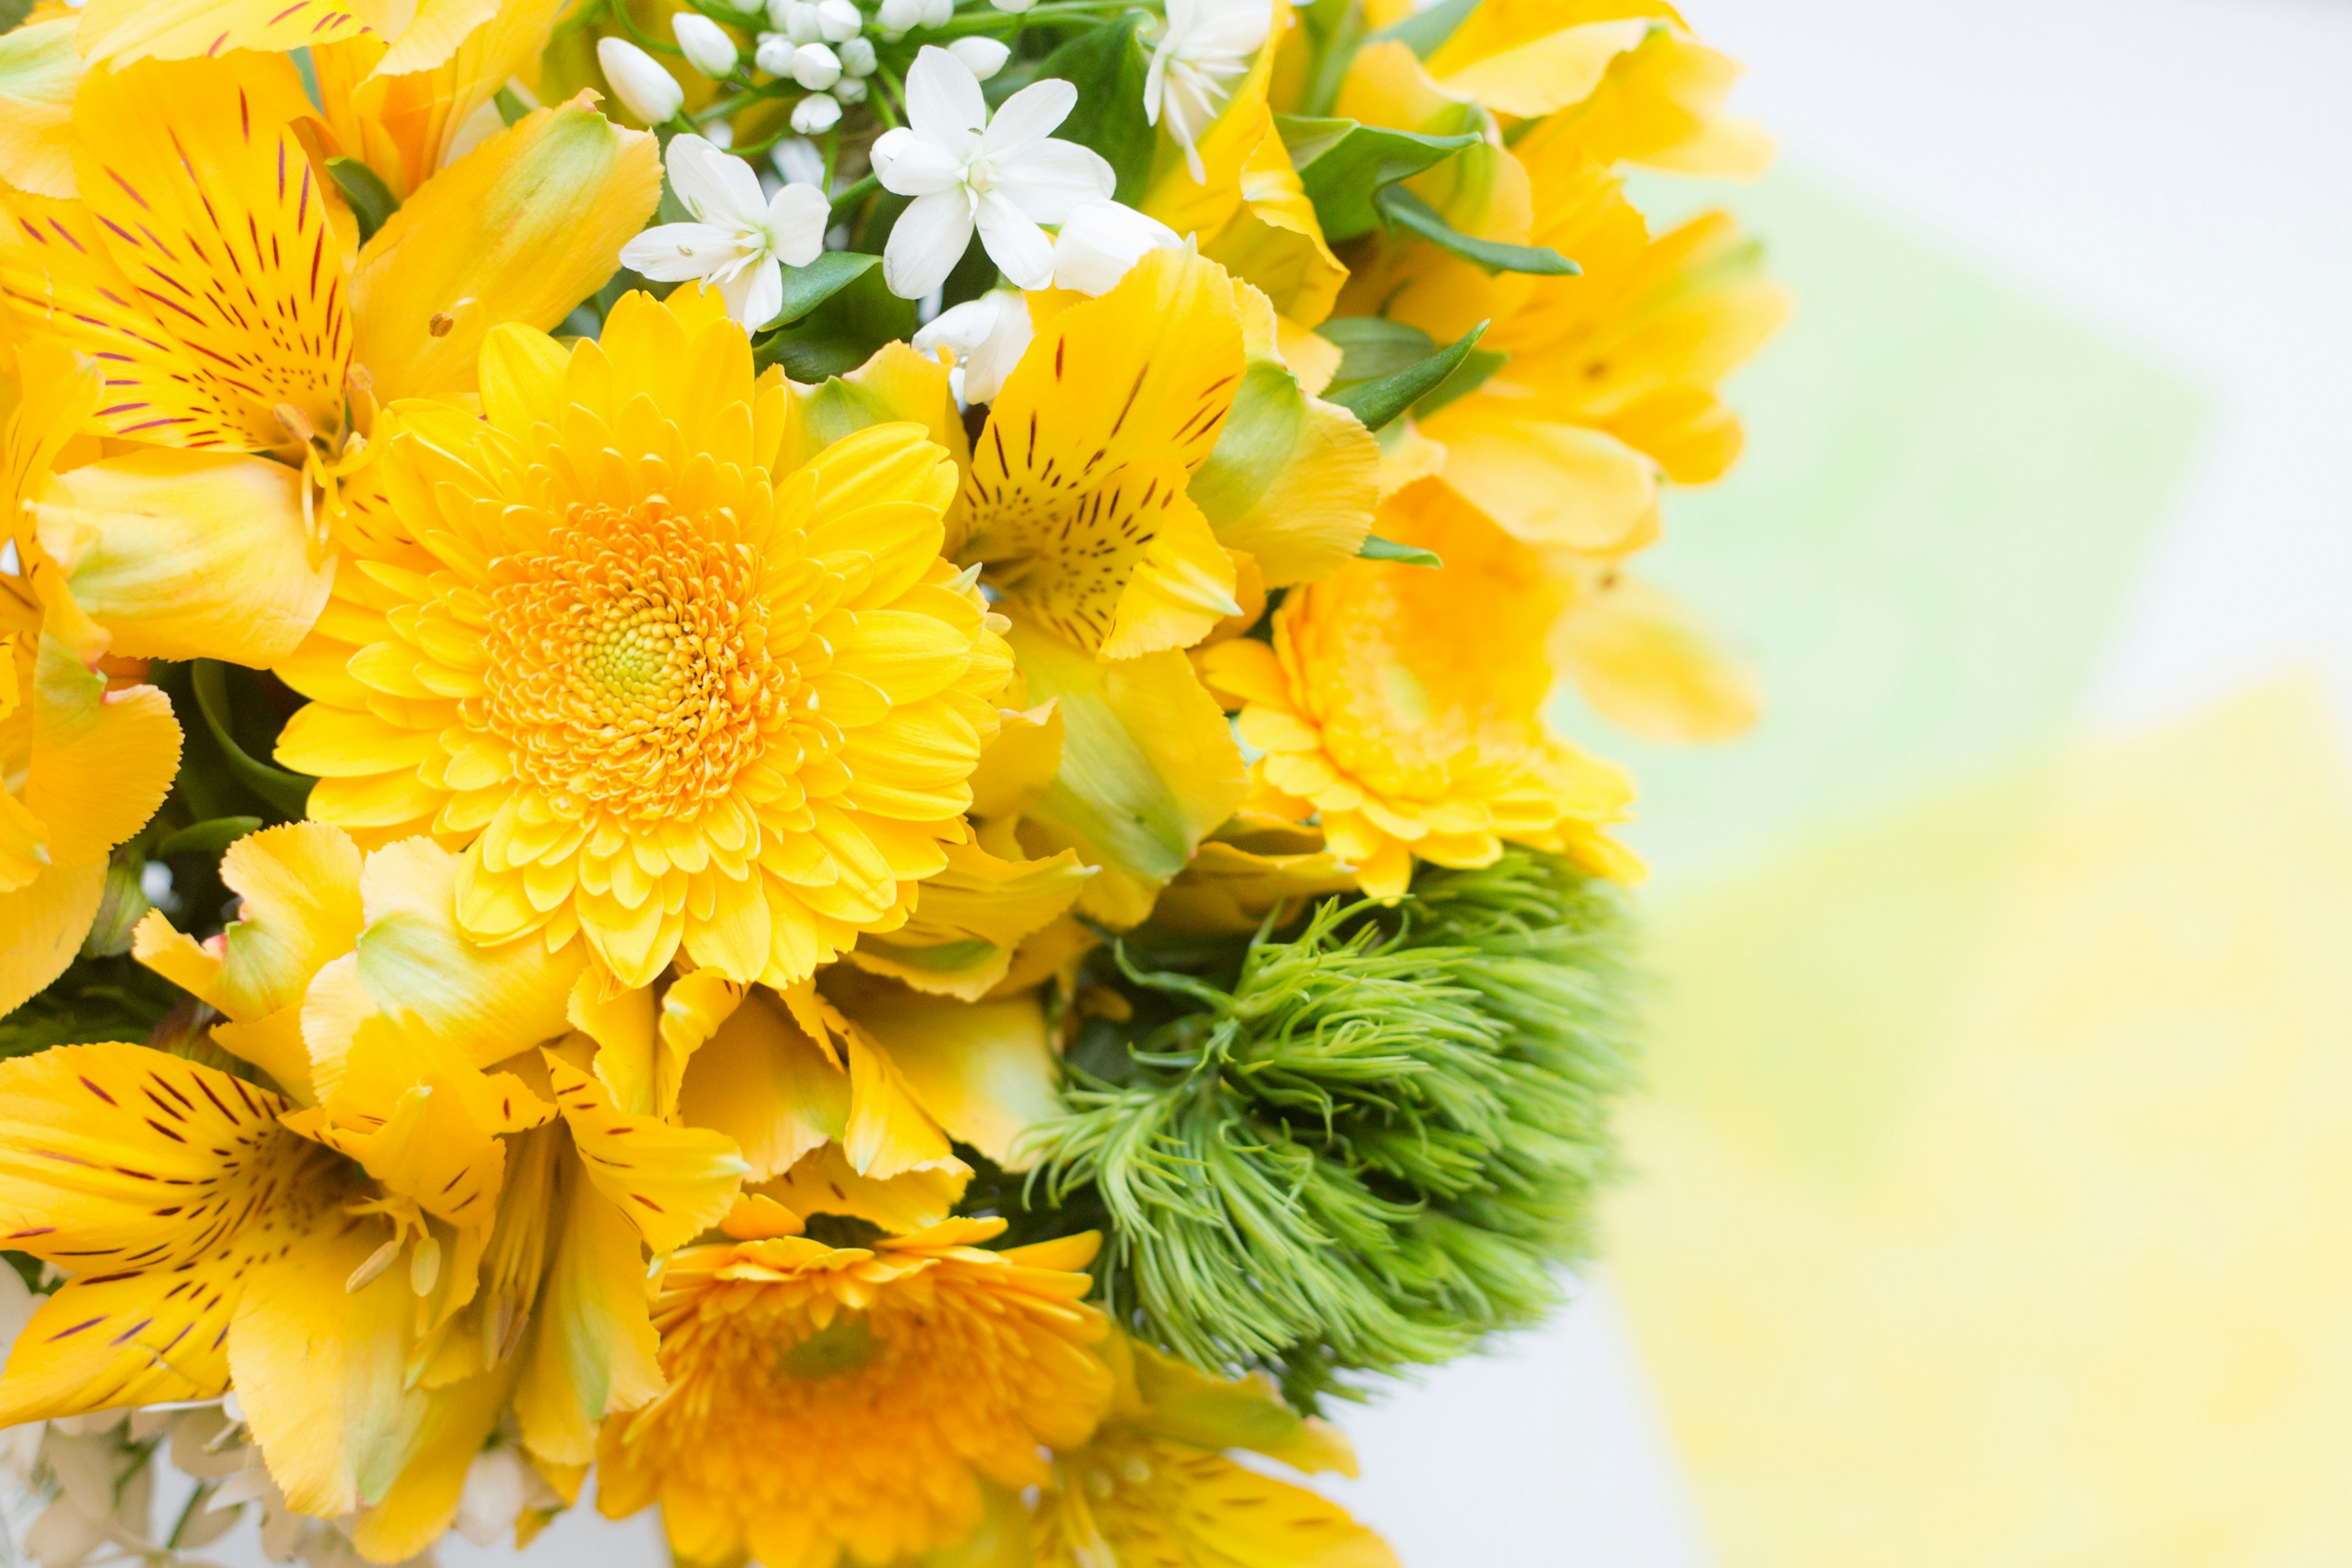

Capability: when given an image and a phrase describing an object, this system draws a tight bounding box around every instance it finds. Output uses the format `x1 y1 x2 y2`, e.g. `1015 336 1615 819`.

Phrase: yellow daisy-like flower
597 1215 1110 1568
1037 1333 1397 1568
274 288 1014 989
1199 480 1637 898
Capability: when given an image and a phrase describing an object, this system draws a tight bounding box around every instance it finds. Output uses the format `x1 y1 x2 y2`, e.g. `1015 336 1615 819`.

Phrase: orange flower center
474 500 800 822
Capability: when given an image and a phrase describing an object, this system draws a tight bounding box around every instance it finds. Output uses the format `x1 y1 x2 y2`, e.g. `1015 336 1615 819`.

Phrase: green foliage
1282 115 1479 244
771 251 883 329
188 660 313 818
1371 0 1475 57
1037 14 1157 205
1025 848 1638 1404
1291 0 1368 119
1355 533 1442 568
326 156 400 245
1375 184 1580 276
1322 319 1487 431
0 953 184 1061
753 262 914 380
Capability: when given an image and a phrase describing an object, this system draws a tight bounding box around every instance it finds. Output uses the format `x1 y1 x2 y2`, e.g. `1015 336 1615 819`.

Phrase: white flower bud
815 0 862 40
672 13 739 78
790 41 842 88
704 118 735 149
839 35 877 74
791 92 843 133
944 36 1009 79
784 0 824 42
765 0 796 26
597 37 685 125
918 0 953 23
832 74 868 102
989 0 1033 13
772 135 827 188
876 0 921 30
754 32 797 75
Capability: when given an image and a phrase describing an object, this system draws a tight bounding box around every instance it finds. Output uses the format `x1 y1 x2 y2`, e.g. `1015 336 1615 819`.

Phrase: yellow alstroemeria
0 49 657 587
0 341 180 1019
662 967 1065 1232
1198 478 1637 898
0 18 76 199
1143 813 1360 936
111 821 745 1559
1339 98 1788 552
596 1216 1110 1568
75 0 511 76
273 288 1013 990
1036 1332 1398 1568
1549 560 1760 742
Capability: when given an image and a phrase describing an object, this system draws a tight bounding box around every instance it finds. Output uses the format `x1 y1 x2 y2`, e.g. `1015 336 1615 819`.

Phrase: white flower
765 0 796 27
876 0 920 31
913 288 1033 404
792 91 843 132
921 0 954 22
870 46 1114 298
773 135 827 188
597 36 686 126
755 31 796 74
1144 0 1271 181
840 34 877 74
791 41 842 88
835 74 869 104
1052 199 1184 294
946 35 1011 79
619 134 828 328
674 13 740 78
815 0 863 40
782 0 824 41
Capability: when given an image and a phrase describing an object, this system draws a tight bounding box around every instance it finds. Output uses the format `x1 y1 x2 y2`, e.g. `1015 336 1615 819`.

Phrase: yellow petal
0 1044 337 1423
847 841 1093 1001
1419 407 1659 552
1201 128 1349 329
840 1019 962 1181
0 21 79 201
20 630 178 869
1004 616 1248 927
546 1047 747 1253
352 92 660 401
833 975 1062 1168
513 1161 664 1467
0 865 103 1020
347 1360 518 1563
1428 12 1651 118
967 699 1066 827
1139 0 1278 238
42 452 331 666
671 984 846 1182
75 0 383 65
757 1143 969 1234
131 821 362 1022
1552 571 1761 742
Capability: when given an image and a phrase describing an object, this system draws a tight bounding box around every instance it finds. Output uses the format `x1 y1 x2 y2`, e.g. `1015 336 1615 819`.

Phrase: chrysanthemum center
475 500 796 821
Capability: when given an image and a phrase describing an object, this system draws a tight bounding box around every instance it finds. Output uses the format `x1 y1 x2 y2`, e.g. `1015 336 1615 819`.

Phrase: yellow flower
73 0 514 75
111 821 747 1558
1199 480 1637 898
1549 560 1760 743
597 1216 1112 1568
1036 1333 1398 1568
273 287 1014 989
0 46 657 628
0 341 181 1018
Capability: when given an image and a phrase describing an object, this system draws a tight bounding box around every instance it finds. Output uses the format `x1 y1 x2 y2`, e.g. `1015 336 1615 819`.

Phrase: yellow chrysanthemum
1199 480 1637 898
273 288 1014 989
1037 1334 1397 1568
597 1215 1111 1568
0 341 181 1017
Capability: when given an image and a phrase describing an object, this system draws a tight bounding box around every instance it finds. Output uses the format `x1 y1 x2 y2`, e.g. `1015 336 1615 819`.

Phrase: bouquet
0 0 1782 1561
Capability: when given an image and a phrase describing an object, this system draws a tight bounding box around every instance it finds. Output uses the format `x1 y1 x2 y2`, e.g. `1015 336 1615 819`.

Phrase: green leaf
1038 14 1157 205
326 156 400 245
190 661 314 818
1281 115 1480 243
1371 0 1476 58
1357 534 1442 568
493 84 532 126
1294 0 1368 118
1323 320 1487 431
1316 316 1436 389
752 262 914 382
156 816 266 859
1376 183 1580 275
1411 344 1506 419
771 251 881 328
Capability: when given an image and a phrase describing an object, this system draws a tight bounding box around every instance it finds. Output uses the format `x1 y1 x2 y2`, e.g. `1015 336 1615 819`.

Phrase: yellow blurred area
1609 679 2352 1567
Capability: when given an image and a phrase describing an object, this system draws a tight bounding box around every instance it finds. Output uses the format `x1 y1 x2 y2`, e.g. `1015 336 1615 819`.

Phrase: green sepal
751 262 914 381
1281 115 1481 243
1411 345 1506 418
1376 183 1580 275
326 156 399 245
1323 319 1487 431
156 816 266 859
1357 534 1442 568
1038 13 1158 204
190 660 314 818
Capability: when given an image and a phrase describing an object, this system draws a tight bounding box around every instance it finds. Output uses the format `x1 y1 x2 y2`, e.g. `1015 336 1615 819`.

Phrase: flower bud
989 0 1033 13
784 0 824 42
790 42 842 89
832 74 868 103
876 0 921 30
919 0 954 21
839 35 877 74
597 37 686 125
945 36 1009 79
791 92 843 134
772 135 827 188
765 0 796 26
673 13 740 78
754 32 797 75
815 0 862 40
